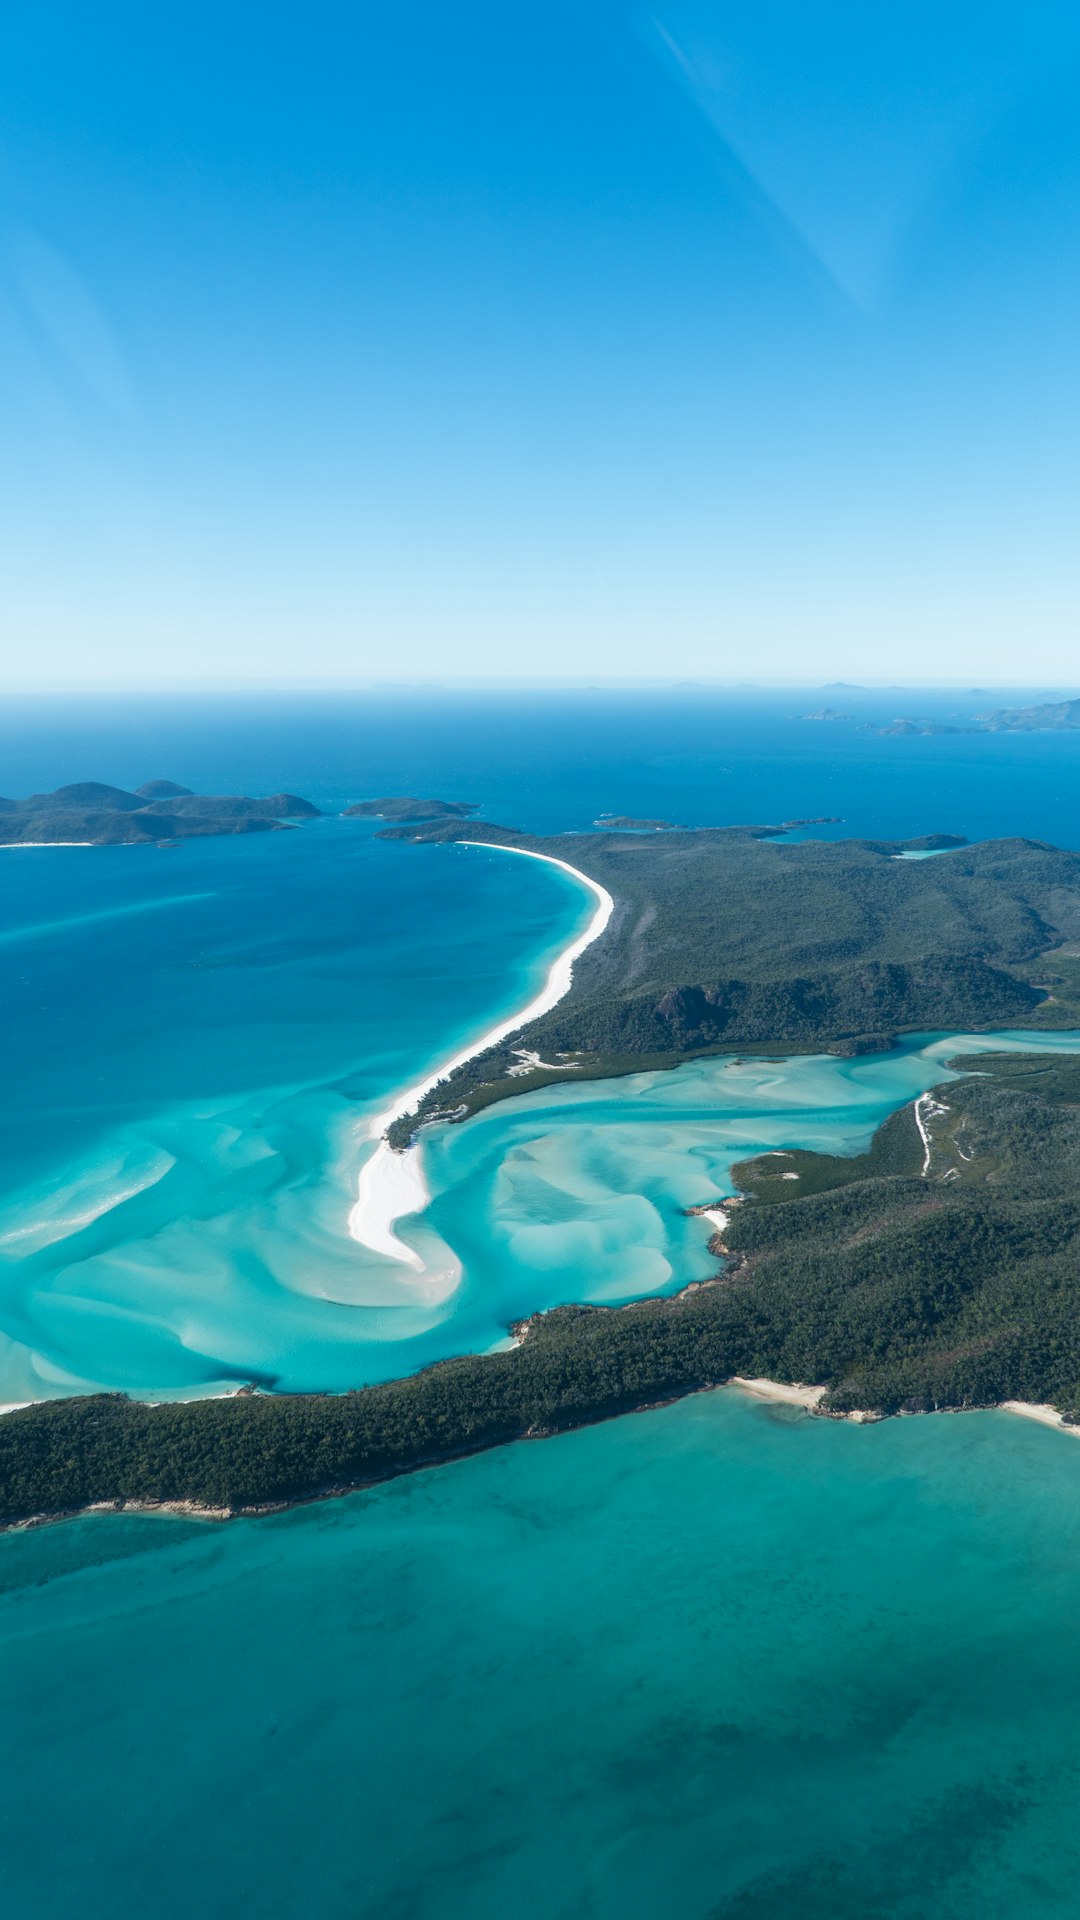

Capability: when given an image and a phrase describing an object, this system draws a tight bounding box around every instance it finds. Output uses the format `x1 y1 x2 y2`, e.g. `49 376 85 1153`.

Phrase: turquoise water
8 690 1080 1915
0 821 596 1401
5 1390 1080 1918
6 691 1080 1404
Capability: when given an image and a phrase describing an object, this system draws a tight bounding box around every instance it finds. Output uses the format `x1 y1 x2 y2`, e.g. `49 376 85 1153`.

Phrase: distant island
593 815 684 830
800 698 1080 737
875 718 971 736
976 698 1080 731
343 797 478 822
0 782 320 845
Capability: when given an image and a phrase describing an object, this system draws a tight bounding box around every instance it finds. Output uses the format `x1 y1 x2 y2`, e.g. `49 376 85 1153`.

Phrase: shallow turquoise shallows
3 793 1080 1401
5 1390 1080 1919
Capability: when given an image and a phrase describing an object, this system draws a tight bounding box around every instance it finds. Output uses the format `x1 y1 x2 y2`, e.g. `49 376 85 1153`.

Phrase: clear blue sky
3 1 1079 686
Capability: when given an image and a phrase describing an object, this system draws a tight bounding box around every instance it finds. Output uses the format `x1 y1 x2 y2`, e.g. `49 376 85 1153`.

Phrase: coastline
8 1377 1080 1536
348 843 614 1268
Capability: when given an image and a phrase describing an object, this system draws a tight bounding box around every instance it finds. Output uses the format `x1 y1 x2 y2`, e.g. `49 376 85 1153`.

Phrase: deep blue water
5 682 1080 842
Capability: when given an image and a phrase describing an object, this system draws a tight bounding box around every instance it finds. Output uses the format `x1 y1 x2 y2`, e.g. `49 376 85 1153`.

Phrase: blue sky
2 1 1080 686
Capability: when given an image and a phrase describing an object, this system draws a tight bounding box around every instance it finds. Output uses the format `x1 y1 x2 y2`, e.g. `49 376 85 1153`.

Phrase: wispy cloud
6 230 136 420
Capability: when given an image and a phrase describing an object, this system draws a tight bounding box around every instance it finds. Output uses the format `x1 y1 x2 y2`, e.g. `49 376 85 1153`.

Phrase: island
976 698 1080 731
8 818 1080 1528
592 816 684 830
874 718 973 735
0 782 320 844
342 797 478 822
866 698 1080 737
5 1048 1080 1525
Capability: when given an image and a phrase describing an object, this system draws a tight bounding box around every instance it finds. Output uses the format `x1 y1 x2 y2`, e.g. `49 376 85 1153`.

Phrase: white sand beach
1002 1401 1080 1437
697 1206 729 1238
348 842 614 1268
731 1377 827 1409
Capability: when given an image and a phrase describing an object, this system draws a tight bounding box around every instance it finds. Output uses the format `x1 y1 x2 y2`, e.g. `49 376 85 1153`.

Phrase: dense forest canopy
380 824 1080 1140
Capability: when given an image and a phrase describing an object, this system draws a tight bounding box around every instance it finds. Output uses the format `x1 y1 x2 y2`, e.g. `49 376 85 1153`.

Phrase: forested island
0 781 320 844
7 1053 1080 1525
801 698 1080 736
7 814 1080 1528
378 821 1080 1141
593 815 684 830
343 797 478 821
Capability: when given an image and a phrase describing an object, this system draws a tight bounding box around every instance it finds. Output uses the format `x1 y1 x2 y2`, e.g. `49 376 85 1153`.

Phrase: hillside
0 783 320 844
378 824 1080 1139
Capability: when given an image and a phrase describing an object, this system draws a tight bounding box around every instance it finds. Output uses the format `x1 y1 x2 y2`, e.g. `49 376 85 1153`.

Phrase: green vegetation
730 1103 924 1202
945 1053 1080 1102
380 823 1080 1139
9 1057 1080 1526
0 782 319 844
343 797 478 822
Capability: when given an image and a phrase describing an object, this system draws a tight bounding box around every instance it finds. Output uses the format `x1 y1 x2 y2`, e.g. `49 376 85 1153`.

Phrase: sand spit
348 843 614 1272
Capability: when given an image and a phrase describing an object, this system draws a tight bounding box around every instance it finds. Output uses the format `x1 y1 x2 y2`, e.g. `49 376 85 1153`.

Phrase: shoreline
7 1377 1080 1536
347 843 614 1268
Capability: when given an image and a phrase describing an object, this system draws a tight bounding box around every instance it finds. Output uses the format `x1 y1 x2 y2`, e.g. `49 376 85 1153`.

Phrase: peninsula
0 782 320 845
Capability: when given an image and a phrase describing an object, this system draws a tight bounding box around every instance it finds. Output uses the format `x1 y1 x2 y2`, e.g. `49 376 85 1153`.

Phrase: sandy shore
698 1206 729 1236
1002 1400 1080 1436
348 842 614 1268
731 1377 827 1409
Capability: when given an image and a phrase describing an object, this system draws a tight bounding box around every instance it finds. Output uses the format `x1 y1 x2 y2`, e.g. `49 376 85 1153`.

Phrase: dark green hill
380 824 1080 1139
343 797 478 821
0 784 320 844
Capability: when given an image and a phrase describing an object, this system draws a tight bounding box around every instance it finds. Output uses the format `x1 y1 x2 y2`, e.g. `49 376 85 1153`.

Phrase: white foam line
348 843 614 1270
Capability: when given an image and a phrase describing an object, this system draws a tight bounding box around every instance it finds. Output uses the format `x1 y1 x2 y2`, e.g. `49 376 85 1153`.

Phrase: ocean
5 683 1080 1914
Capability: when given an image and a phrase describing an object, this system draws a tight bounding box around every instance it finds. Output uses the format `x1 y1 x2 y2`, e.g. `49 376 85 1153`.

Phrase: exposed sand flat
1002 1401 1080 1436
699 1206 729 1236
348 843 614 1270
731 1377 827 1409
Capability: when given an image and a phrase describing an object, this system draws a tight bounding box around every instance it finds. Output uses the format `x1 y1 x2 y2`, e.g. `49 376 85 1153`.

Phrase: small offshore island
0 780 320 844
7 817 1080 1526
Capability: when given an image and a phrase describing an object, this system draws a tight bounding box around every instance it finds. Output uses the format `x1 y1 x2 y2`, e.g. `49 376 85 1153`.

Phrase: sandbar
348 843 614 1268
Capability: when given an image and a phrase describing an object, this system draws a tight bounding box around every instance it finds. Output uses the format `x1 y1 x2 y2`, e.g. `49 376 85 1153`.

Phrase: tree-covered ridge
381 823 1080 1140
7 1059 1080 1526
343 797 478 821
0 782 320 844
